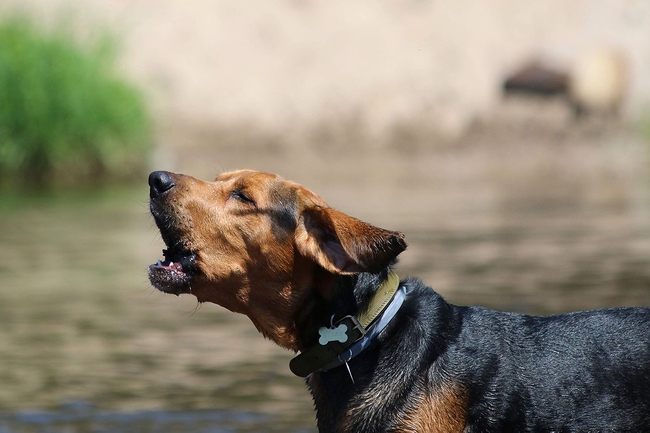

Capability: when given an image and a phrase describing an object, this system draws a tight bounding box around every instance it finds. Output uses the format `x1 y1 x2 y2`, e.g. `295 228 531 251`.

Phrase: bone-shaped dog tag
318 324 348 345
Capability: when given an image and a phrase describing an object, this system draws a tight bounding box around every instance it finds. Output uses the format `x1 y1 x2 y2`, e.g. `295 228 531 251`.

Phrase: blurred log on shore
504 48 628 118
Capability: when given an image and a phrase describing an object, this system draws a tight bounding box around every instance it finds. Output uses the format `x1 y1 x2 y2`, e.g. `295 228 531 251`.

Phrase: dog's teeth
169 262 174 267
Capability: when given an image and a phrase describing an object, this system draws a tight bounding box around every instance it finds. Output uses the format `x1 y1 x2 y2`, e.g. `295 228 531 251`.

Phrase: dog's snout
149 171 176 198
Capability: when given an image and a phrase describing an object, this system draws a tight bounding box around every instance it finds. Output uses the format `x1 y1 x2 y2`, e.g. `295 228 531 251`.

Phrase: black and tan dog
148 169 650 432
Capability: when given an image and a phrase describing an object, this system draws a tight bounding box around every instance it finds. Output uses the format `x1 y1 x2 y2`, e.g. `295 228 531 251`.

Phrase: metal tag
318 324 348 345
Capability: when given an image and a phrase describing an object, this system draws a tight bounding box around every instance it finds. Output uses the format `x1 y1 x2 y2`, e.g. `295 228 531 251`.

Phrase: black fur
308 274 650 432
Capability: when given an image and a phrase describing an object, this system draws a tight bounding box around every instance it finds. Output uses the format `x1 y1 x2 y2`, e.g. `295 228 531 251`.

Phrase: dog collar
289 271 405 377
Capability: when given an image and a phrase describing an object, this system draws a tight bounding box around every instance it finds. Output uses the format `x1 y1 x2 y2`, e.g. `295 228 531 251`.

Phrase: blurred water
0 156 649 431
0 404 274 433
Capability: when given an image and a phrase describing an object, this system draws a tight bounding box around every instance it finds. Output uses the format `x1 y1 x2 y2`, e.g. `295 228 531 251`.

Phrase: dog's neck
243 267 398 356
289 270 403 377
294 269 393 349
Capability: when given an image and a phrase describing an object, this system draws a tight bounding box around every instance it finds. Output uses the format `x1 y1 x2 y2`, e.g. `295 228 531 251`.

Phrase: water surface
1 146 649 431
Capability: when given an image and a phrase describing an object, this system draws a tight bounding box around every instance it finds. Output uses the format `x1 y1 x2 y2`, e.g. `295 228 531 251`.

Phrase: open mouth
149 245 197 294
148 195 198 294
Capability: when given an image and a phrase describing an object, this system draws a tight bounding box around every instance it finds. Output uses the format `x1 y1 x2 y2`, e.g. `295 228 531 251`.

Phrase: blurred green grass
0 16 151 186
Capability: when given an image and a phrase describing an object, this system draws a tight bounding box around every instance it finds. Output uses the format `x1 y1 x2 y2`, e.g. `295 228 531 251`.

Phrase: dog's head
148 169 406 349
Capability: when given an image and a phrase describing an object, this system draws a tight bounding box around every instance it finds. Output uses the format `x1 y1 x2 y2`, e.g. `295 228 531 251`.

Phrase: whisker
185 299 202 320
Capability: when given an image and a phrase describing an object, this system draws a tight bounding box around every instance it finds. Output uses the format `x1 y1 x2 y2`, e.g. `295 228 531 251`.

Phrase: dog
147 169 650 432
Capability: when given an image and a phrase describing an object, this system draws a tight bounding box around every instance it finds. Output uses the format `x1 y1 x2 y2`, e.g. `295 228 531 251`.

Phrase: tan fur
336 373 468 433
396 384 468 433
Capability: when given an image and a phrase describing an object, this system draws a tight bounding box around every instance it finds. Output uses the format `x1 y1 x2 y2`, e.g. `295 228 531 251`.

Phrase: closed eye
229 190 256 206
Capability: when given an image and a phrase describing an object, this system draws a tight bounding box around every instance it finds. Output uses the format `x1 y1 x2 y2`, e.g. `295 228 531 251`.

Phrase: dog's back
441 301 650 430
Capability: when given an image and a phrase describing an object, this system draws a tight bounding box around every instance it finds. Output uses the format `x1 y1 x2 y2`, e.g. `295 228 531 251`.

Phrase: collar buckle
338 315 366 343
336 316 367 348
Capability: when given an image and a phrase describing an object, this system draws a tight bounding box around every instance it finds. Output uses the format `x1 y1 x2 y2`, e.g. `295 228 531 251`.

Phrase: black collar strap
289 272 405 377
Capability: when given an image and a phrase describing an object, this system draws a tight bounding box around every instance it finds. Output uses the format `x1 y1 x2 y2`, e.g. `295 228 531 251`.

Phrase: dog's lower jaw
148 265 192 295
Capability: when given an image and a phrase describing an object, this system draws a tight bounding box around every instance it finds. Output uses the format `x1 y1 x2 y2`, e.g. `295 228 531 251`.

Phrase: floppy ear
295 206 407 274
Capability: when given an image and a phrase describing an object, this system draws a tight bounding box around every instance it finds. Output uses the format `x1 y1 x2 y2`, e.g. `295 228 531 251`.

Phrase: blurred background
0 1 649 432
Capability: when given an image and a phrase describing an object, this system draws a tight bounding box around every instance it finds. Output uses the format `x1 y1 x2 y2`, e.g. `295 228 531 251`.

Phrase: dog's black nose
149 171 176 198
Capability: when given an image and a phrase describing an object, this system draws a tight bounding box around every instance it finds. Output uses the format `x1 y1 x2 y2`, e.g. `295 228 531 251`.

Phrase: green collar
356 271 400 328
289 271 401 377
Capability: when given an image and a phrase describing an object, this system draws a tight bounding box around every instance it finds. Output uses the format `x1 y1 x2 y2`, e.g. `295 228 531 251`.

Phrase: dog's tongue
154 259 184 272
